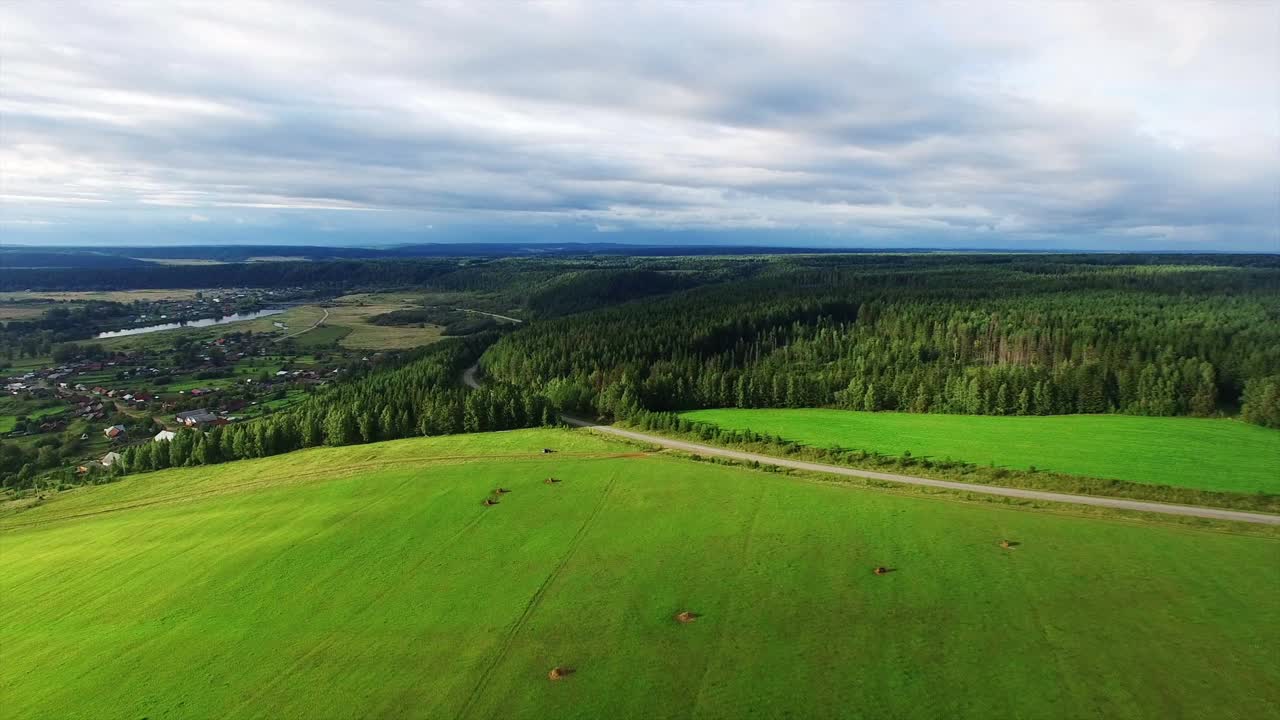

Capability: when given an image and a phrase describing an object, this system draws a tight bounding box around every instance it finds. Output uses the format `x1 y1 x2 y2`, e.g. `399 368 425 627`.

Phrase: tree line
113 333 558 475
481 259 1280 427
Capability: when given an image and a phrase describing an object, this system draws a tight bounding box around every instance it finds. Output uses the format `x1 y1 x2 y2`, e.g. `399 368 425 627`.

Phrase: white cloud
0 0 1275 249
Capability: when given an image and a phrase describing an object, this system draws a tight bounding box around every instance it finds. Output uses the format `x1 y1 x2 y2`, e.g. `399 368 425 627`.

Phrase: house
176 409 218 427
154 430 177 442
100 451 122 467
103 424 127 439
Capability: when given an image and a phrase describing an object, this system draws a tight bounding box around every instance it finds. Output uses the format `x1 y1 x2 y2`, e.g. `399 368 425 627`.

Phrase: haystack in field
674 611 700 624
548 666 574 681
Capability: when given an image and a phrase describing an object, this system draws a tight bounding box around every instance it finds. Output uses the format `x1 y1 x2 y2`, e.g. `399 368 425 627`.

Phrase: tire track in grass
49 472 423 719
455 472 620 720
686 482 767 718
221 472 432 718
228 492 496 718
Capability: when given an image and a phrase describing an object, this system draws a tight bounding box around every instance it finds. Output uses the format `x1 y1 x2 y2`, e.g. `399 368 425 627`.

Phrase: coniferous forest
482 256 1280 425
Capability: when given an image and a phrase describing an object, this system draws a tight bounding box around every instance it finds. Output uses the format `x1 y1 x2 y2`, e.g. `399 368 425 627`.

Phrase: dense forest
481 257 1280 427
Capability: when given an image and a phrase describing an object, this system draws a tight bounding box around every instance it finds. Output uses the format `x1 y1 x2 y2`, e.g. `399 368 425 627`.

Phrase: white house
154 430 177 442
100 452 122 467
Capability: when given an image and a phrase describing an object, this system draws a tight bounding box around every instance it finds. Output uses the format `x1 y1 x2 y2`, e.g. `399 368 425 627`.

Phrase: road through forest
462 364 1279 525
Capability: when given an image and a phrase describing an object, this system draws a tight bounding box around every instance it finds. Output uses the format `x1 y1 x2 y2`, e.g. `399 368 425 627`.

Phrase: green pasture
1 429 1277 719
680 409 1280 494
288 323 351 348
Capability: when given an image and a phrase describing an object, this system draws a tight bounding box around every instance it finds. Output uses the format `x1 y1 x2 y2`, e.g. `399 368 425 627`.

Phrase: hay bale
548 666 574 681
873 566 889 575
544 477 561 484
495 488 511 494
674 611 700 624
483 498 499 506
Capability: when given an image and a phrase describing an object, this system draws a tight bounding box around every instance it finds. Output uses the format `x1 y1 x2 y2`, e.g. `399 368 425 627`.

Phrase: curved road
462 364 1278 525
279 307 330 340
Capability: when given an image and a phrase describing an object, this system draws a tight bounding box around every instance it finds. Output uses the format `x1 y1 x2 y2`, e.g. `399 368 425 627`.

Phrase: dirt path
562 417 1280 526
278 307 329 340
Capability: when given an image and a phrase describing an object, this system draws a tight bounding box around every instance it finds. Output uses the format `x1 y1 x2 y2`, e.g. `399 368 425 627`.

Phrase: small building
100 451 122 467
154 430 177 442
103 424 127 439
176 409 218 427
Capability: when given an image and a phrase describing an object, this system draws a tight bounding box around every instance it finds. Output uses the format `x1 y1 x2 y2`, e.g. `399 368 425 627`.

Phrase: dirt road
279 307 330 340
561 417 1280 526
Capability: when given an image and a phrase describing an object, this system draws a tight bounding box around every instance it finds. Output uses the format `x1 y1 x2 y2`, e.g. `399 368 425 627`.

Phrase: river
94 309 285 339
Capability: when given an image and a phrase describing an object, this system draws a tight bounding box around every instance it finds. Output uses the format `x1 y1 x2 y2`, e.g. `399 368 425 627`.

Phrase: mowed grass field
2 429 1277 719
680 409 1280 494
325 303 443 350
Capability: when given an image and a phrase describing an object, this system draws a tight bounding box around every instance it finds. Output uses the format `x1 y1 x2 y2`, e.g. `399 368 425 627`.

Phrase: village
0 328 355 487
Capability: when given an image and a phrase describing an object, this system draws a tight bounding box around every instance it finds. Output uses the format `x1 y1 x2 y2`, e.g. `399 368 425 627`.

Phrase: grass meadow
2 428 1277 719
679 409 1280 494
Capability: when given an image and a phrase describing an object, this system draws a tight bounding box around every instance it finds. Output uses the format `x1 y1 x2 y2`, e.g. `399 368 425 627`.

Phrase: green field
679 409 1280 494
2 429 1277 719
0 404 68 433
289 323 351 348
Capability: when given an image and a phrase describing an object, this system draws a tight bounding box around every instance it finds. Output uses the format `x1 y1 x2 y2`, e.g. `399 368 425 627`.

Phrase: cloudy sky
2 1 1277 250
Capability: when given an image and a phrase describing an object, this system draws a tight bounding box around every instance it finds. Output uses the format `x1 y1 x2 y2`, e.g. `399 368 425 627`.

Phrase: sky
1 1 1277 251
